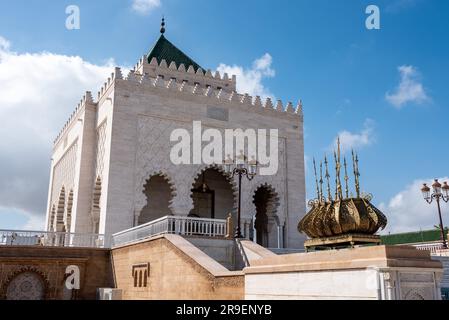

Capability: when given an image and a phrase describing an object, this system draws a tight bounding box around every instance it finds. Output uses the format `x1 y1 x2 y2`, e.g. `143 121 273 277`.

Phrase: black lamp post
223 151 258 238
421 179 449 249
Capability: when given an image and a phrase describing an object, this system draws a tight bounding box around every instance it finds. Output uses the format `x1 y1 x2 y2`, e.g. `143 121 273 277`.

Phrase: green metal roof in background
381 229 448 245
147 35 203 72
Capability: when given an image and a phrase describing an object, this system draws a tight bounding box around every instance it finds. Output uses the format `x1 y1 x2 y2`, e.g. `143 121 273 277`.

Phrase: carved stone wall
133 116 288 232
0 246 112 300
47 142 78 230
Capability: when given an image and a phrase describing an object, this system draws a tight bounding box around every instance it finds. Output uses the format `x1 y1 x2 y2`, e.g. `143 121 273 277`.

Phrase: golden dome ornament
298 138 388 251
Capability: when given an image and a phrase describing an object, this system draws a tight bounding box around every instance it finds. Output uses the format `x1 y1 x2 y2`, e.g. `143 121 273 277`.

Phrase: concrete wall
0 246 112 300
111 235 244 300
432 255 449 289
186 237 245 271
243 245 444 300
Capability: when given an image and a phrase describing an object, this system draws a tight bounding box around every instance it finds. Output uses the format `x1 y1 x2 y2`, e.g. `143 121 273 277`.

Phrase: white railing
413 241 448 254
0 230 108 248
112 215 228 247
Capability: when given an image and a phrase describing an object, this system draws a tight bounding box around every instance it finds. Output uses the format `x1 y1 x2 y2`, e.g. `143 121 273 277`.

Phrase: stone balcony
0 229 108 248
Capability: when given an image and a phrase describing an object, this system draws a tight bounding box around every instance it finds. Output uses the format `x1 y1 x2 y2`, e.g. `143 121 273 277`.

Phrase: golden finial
352 150 361 198
344 157 349 198
334 151 338 200
333 137 343 200
313 158 320 201
160 16 166 34
324 155 332 202
319 161 324 203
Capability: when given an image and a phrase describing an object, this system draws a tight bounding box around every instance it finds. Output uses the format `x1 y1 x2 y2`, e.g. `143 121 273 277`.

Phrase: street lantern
223 151 258 238
442 182 449 199
248 156 258 177
223 155 234 174
421 179 449 249
432 179 442 195
421 184 431 201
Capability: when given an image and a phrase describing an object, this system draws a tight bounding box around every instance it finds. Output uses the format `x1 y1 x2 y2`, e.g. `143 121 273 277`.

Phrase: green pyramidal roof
147 35 203 72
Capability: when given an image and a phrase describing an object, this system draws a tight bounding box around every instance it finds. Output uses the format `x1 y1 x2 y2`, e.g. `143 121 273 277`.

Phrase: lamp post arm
435 196 448 249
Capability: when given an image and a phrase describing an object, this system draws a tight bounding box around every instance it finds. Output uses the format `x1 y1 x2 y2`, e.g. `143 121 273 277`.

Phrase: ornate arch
135 171 177 220
404 289 426 300
64 190 74 232
0 267 50 300
49 205 56 232
245 181 285 226
55 186 66 232
251 183 282 247
252 183 281 220
190 164 239 214
91 177 102 233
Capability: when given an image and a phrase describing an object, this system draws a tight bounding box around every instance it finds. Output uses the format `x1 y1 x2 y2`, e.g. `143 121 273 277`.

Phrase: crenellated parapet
53 91 95 147
119 58 303 119
135 56 237 93
54 57 303 147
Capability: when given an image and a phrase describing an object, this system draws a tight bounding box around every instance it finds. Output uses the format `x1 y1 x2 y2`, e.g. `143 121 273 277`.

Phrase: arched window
139 174 174 225
91 177 102 233
253 185 280 248
190 168 236 220
65 191 74 232
56 187 66 232
49 205 56 232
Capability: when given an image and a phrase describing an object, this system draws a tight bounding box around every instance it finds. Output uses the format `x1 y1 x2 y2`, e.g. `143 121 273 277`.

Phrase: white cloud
386 65 430 108
0 36 115 230
332 119 375 153
379 178 449 234
0 36 10 52
132 0 161 15
217 53 275 100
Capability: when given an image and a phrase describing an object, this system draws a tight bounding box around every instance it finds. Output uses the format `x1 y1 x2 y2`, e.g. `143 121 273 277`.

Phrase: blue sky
0 0 448 233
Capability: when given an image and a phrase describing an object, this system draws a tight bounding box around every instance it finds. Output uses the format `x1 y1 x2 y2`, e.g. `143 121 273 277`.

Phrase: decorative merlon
265 98 274 109
53 91 96 146
56 56 302 145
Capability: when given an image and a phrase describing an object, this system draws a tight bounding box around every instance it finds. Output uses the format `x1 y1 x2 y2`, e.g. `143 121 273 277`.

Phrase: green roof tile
147 35 203 72
381 228 448 245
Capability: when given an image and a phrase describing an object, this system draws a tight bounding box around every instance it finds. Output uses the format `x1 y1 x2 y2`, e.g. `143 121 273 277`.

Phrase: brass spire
334 151 338 200
324 155 332 202
313 158 320 201
352 150 361 198
344 157 349 199
334 137 343 200
319 161 324 203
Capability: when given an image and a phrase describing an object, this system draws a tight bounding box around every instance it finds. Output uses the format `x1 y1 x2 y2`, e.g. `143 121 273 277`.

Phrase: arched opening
55 187 66 232
139 174 174 225
49 205 56 232
91 178 102 234
190 168 235 220
65 191 74 233
6 271 45 300
253 185 280 248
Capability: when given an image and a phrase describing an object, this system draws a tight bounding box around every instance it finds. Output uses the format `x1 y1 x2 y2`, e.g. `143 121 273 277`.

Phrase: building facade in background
44 28 306 249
